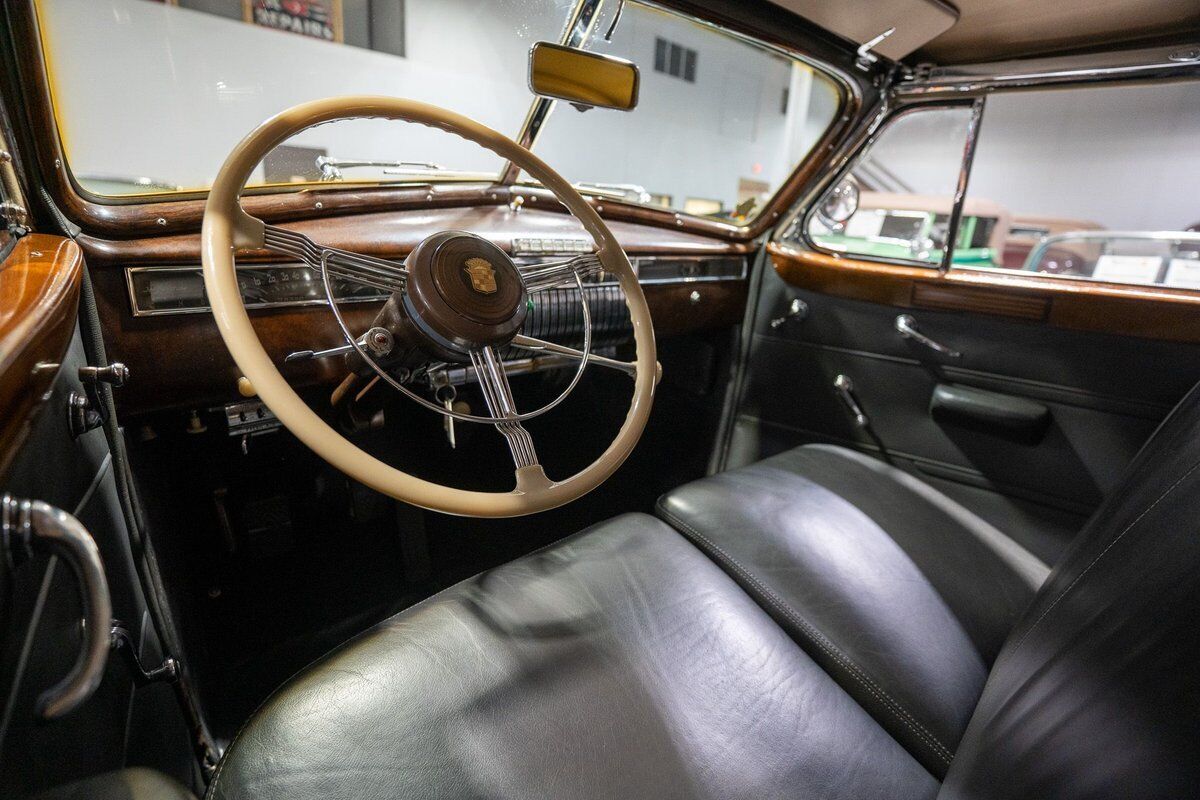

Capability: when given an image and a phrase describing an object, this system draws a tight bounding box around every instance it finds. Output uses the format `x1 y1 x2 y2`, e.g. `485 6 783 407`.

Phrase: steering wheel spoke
511 334 638 377
518 253 602 293
262 223 408 295
469 346 540 470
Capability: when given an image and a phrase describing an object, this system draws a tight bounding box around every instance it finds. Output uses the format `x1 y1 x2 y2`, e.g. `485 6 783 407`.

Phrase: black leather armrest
930 384 1050 444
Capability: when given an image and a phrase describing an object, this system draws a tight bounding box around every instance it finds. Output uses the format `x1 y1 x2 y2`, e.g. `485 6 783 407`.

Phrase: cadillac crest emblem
464 257 498 294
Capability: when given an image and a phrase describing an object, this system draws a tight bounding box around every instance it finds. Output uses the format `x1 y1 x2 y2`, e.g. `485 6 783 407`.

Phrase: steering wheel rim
201 96 657 518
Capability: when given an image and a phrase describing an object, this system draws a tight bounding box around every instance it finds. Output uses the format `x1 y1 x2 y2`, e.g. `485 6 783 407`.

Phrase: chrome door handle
833 374 870 429
895 314 961 358
2 495 112 719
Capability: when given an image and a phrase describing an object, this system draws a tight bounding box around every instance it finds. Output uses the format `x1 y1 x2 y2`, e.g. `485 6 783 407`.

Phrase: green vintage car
809 191 1009 267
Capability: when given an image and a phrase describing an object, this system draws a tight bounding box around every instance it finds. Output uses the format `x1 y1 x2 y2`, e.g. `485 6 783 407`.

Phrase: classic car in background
809 188 1010 267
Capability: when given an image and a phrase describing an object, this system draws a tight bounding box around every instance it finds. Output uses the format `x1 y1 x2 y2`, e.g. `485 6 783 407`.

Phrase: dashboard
80 206 752 414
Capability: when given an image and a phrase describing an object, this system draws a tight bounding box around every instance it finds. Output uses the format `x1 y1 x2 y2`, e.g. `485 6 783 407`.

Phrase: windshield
35 0 841 223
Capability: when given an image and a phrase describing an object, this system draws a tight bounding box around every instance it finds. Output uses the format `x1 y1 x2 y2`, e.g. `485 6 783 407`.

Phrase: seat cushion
656 444 1048 777
209 513 938 800
31 768 197 800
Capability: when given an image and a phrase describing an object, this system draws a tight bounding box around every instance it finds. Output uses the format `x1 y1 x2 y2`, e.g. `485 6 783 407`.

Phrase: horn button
403 231 528 355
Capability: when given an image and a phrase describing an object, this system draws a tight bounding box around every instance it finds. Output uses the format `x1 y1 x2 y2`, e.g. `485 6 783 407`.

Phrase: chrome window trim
937 97 985 274
786 99 978 271
900 42 1200 98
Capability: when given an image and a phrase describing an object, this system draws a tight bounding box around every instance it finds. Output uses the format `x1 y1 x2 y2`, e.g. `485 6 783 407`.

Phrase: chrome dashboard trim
125 262 388 317
126 253 748 317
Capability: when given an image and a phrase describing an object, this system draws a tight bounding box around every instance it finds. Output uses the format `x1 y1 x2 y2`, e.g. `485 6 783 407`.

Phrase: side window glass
964 82 1200 287
801 106 972 266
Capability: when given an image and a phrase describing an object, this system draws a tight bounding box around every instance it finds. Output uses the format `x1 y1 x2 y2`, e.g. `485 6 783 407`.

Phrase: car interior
1 0 1199 798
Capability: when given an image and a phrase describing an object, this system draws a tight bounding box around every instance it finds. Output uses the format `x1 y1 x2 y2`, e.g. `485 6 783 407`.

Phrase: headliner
769 0 1200 65
918 0 1200 64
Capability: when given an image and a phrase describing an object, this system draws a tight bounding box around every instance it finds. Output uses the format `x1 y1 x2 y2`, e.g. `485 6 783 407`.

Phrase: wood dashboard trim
75 207 755 267
770 244 1200 343
0 234 83 479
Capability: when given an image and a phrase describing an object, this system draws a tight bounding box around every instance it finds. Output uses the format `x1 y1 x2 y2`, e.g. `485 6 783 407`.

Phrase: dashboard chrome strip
125 254 747 317
125 263 388 317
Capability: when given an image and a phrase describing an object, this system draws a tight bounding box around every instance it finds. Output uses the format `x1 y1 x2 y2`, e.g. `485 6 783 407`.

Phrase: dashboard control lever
895 314 961 358
285 343 353 363
286 327 394 363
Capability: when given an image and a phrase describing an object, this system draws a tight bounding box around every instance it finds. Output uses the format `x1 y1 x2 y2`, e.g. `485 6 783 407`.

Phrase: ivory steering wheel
201 97 657 517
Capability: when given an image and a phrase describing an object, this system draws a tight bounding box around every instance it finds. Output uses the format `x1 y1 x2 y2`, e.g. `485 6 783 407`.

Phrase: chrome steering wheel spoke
262 223 408 294
469 346 540 470
518 253 602 293
510 334 637 377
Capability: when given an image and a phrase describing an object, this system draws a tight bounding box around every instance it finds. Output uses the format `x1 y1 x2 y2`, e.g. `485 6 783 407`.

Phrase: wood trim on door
770 243 1200 343
0 234 83 479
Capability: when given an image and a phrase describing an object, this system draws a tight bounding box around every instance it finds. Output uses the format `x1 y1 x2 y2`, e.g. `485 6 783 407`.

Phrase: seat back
940 383 1200 798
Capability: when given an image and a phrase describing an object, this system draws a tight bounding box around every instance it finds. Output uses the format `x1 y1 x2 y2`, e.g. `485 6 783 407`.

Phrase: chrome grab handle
2 495 112 720
833 374 870 429
895 314 961 358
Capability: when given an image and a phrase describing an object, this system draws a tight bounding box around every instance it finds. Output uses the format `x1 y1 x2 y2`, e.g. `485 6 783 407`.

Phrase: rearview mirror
528 42 639 111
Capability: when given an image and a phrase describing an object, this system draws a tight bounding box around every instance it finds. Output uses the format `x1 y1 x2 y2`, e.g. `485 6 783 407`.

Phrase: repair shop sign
245 0 342 42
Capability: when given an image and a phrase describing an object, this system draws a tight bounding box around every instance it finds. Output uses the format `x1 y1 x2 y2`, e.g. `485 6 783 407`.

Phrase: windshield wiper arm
572 182 651 204
316 156 448 181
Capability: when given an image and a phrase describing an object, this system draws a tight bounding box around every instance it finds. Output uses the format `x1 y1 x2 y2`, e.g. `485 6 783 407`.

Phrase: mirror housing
528 42 639 111
817 178 860 228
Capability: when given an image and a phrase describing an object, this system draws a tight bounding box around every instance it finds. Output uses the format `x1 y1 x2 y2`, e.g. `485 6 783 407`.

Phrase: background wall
970 83 1200 231
859 82 1200 232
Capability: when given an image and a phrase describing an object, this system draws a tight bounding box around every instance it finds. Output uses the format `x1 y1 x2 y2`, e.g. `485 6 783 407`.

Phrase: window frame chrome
787 98 981 271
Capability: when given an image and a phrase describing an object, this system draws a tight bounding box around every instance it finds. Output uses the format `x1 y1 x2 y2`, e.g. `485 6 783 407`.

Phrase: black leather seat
656 444 1048 774
210 386 1200 799
209 513 939 800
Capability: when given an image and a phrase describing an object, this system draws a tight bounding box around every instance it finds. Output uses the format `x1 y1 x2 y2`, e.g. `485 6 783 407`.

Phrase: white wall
39 0 570 187
970 83 1200 231
854 82 1200 232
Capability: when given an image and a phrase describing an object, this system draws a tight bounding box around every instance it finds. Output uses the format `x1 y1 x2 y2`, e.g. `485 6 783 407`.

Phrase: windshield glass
35 0 842 223
525 3 841 223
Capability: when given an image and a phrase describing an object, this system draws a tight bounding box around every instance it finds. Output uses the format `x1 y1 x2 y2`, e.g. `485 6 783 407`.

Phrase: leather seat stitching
1010 458 1200 655
657 505 954 765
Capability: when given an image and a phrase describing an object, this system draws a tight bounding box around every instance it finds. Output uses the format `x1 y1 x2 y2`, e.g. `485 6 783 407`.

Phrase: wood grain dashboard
81 207 750 414
0 234 83 479
770 244 1200 344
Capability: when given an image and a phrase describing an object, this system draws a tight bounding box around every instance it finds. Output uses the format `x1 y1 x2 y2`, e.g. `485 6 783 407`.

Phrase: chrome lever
285 327 394 363
895 314 961 358
284 343 354 363
833 374 870 429
770 298 809 329
2 495 112 719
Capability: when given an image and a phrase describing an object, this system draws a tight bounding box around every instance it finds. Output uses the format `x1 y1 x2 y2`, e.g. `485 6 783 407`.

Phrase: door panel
721 246 1200 562
0 237 195 796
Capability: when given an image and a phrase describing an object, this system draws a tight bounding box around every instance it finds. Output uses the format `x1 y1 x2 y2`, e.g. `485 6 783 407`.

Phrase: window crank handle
833 374 870 429
894 315 961 358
